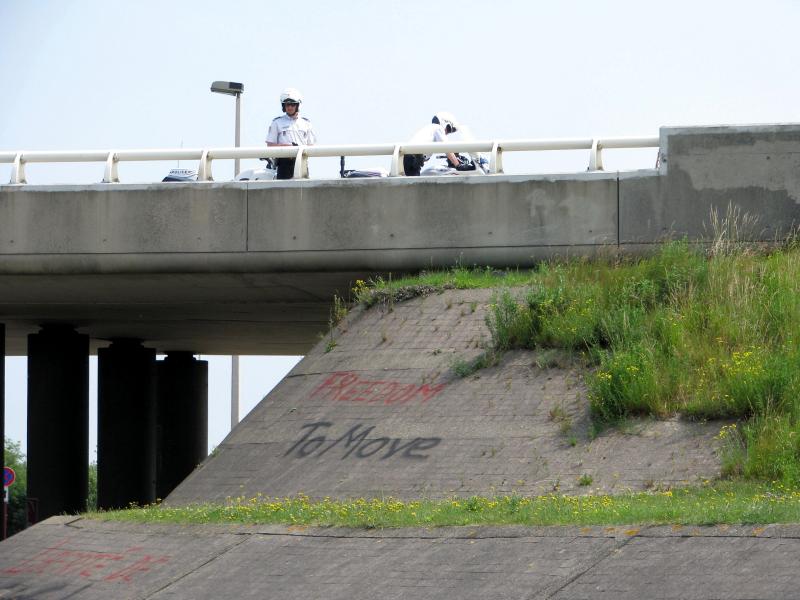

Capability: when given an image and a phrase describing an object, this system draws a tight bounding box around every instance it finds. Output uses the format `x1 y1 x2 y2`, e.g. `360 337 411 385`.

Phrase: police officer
266 87 317 180
404 112 462 176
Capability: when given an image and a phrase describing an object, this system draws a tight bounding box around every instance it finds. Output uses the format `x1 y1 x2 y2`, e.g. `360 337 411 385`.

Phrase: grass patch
353 267 538 308
89 482 800 528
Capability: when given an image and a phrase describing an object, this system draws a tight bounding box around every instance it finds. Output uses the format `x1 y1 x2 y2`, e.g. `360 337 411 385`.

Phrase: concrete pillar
156 352 208 500
97 340 157 510
27 325 89 522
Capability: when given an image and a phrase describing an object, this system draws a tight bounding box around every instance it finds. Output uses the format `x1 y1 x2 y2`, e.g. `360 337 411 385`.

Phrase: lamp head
210 81 244 96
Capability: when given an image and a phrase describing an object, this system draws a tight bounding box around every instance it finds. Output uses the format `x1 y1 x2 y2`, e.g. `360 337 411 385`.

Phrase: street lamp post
210 81 244 429
210 81 244 177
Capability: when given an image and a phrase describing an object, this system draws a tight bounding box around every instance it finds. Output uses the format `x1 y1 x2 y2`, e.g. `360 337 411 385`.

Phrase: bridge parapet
0 135 657 184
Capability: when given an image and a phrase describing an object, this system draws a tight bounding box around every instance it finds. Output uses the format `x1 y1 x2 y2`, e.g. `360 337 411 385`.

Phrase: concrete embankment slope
168 288 721 504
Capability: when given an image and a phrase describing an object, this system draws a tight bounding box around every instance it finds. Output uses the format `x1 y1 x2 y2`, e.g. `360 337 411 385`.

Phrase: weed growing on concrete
330 293 348 327
716 423 746 479
451 358 472 377
534 349 573 369
549 405 568 422
578 474 593 487
549 405 575 436
322 293 349 354
451 350 500 378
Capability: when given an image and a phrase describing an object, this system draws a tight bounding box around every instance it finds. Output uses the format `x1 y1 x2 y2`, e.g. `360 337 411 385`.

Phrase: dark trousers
276 158 296 180
403 154 424 177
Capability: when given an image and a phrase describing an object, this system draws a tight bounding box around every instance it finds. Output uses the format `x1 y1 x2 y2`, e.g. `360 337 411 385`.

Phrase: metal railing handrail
0 135 659 184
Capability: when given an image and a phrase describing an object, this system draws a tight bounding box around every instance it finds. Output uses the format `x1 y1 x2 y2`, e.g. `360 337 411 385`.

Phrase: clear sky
2 0 799 455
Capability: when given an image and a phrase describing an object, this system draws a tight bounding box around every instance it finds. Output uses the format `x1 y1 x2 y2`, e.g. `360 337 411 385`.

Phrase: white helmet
432 111 459 134
280 87 303 112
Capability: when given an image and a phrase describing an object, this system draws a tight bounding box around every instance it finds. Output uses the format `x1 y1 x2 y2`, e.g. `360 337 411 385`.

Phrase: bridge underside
0 270 371 356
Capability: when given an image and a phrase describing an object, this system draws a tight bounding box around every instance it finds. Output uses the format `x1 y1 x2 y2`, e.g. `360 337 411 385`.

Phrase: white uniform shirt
409 123 447 145
409 123 448 161
266 114 317 146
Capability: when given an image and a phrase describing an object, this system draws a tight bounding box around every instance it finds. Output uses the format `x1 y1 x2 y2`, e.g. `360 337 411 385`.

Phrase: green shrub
642 239 708 302
685 347 798 419
526 282 602 349
739 415 800 485
589 345 659 420
486 289 533 350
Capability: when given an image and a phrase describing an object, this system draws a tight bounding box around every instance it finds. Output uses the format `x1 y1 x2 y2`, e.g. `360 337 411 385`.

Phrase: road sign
3 467 15 488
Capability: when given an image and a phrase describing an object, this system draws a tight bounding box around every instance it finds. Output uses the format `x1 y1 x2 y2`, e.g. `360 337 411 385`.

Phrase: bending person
403 112 462 176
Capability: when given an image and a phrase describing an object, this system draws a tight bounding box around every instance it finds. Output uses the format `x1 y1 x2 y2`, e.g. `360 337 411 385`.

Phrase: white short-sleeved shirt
409 123 447 144
408 123 448 160
266 114 317 146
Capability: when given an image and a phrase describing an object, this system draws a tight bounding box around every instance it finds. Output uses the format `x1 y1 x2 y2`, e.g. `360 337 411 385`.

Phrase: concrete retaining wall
620 124 800 243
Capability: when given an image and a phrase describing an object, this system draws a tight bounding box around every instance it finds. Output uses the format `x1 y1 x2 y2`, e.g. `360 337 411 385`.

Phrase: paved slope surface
1 517 798 599
169 289 721 505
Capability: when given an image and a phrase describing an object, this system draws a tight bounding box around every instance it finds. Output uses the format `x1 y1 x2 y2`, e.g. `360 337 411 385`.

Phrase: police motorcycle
419 152 489 176
162 168 199 182
234 159 278 181
161 163 274 182
339 149 488 178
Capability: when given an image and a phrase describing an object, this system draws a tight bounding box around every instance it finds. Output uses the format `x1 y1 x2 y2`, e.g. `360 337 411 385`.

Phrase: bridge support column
156 352 208 500
27 325 89 522
97 340 157 510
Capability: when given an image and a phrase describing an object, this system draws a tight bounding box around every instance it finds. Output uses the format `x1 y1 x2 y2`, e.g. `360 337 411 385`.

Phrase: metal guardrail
0 136 659 184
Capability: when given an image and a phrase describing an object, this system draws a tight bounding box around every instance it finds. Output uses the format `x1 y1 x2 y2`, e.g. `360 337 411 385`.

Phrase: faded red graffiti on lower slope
3 539 169 583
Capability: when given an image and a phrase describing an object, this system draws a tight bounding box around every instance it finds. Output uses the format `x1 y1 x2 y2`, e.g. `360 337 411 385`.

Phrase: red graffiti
311 372 446 405
3 540 169 583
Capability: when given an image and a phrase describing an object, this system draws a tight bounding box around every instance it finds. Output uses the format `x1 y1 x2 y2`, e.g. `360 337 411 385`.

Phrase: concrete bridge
2 123 800 522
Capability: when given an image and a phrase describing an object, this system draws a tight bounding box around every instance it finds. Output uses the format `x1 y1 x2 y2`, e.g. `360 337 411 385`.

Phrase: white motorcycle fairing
419 153 490 176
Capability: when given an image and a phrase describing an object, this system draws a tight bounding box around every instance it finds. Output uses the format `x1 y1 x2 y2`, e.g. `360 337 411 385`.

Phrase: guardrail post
390 145 404 176
588 139 604 171
10 153 26 184
198 150 213 181
102 151 120 183
292 146 308 179
490 142 503 175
